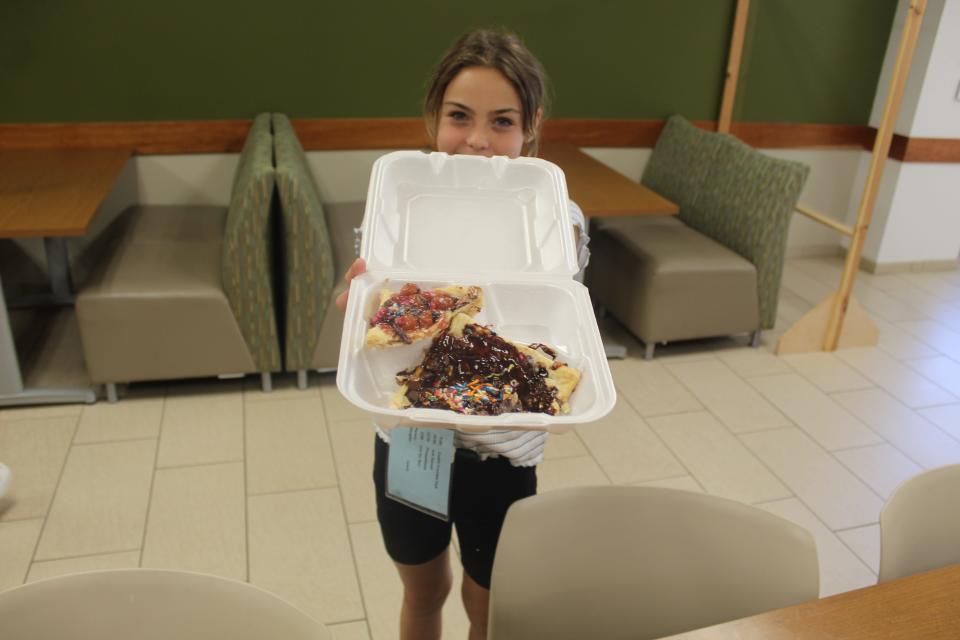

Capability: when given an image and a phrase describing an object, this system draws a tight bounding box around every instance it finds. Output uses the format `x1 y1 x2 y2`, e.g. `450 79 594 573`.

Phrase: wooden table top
0 148 131 238
660 564 960 640
539 141 677 217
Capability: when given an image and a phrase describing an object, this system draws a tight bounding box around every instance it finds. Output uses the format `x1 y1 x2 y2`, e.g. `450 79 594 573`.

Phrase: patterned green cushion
272 113 336 371
221 113 282 372
641 115 722 213
684 135 810 329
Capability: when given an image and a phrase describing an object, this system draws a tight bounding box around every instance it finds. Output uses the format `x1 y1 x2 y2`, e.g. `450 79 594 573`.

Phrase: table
660 564 960 639
0 148 131 406
539 141 678 217
539 141 678 358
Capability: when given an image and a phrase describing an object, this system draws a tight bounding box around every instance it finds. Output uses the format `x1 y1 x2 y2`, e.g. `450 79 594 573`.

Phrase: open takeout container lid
336 151 616 432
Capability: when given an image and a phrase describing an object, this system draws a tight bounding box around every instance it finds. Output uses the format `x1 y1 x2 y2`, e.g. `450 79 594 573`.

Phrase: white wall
859 0 960 268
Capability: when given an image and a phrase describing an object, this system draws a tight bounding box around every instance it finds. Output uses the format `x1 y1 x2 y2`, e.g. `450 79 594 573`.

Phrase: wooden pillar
717 0 751 133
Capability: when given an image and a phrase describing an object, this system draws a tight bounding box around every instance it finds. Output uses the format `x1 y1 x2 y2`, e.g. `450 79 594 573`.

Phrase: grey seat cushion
587 216 759 344
76 205 256 383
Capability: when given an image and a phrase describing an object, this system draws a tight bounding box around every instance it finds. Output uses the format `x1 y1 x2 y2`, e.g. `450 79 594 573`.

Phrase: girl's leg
395 548 453 640
461 570 490 640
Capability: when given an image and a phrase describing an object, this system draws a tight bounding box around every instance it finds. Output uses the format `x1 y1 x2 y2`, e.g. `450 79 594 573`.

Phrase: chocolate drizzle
397 324 559 415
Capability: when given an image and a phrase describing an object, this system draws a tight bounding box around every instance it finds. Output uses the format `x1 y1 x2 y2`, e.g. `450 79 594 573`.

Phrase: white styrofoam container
336 151 616 433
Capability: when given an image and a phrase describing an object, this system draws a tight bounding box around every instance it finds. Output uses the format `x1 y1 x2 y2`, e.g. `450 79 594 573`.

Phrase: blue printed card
386 427 455 521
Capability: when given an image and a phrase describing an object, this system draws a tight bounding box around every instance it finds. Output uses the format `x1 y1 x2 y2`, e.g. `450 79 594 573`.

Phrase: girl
337 29 589 640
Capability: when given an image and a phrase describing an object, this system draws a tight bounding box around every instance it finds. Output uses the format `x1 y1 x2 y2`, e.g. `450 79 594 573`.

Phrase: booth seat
76 114 281 401
272 113 365 384
587 115 809 358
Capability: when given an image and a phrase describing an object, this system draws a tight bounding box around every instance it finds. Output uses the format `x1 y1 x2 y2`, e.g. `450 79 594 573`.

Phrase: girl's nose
466 126 489 151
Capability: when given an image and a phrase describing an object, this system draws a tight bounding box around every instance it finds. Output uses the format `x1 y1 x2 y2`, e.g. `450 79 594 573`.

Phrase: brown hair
423 29 549 156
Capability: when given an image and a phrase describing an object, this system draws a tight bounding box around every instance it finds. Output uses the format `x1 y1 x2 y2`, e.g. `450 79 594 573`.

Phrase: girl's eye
447 111 469 122
494 117 515 128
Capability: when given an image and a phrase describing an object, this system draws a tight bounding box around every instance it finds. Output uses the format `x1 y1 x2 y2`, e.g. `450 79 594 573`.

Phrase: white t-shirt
375 200 590 467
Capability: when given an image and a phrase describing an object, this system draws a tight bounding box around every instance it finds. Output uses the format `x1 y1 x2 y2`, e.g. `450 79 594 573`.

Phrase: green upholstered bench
586 116 809 358
76 114 281 401
272 113 365 385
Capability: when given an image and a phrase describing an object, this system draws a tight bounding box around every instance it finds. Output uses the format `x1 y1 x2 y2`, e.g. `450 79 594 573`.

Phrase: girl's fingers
344 257 366 283
336 258 367 312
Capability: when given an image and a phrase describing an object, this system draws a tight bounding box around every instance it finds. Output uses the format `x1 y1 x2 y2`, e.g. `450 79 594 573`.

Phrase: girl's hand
335 258 366 312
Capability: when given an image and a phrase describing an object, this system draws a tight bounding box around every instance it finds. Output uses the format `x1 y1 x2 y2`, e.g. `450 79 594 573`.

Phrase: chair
272 113 366 382
76 114 282 401
0 569 330 639
488 486 819 640
879 463 960 582
586 116 809 358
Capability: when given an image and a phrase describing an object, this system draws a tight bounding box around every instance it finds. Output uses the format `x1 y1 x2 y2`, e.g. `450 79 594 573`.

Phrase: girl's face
434 66 539 159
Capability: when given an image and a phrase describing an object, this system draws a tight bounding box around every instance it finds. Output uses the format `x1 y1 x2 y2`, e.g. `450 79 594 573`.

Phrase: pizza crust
364 285 483 348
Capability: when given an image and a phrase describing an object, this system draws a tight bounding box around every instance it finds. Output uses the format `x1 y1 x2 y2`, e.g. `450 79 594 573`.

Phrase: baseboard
860 256 960 274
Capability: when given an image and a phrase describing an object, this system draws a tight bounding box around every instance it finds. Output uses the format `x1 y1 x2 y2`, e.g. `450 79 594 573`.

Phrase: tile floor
2 255 960 639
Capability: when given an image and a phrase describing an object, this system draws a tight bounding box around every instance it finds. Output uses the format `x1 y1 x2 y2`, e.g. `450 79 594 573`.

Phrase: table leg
7 237 75 309
0 272 96 407
44 237 75 299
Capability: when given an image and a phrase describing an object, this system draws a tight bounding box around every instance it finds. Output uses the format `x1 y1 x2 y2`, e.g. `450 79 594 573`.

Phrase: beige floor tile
749 374 882 451
329 419 377 523
755 498 876 597
243 371 322 403
0 518 43 590
666 360 791 433
329 621 371 640
27 550 140 583
349 521 470 640
75 395 164 444
833 444 923 500
778 352 873 393
905 356 960 396
781 264 834 305
607 358 702 417
141 462 246 580
853 283 928 323
632 475 704 492
543 429 588 460
837 525 881 575
319 374 370 423
248 488 363 625
831 388 960 468
917 403 960 441
0 404 82 423
574 399 684 484
648 412 790 504
835 348 956 409
536 455 610 493
716 347 794 378
35 439 156 560
157 384 243 467
0 417 75 521
896 320 960 361
740 428 883 530
898 271 960 301
873 317 940 360
246 397 337 495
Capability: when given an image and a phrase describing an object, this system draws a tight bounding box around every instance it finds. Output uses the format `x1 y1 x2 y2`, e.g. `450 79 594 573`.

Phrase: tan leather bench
587 116 809 358
76 114 281 400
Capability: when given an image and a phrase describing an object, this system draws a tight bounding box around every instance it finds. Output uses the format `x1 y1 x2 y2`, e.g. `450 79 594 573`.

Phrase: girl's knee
403 579 452 615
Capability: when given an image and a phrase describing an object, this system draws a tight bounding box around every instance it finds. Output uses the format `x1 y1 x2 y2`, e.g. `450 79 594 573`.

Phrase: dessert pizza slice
392 314 581 416
365 283 483 347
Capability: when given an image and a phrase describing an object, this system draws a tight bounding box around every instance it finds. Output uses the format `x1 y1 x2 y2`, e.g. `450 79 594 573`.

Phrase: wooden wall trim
890 134 960 163
0 120 251 154
0 118 957 162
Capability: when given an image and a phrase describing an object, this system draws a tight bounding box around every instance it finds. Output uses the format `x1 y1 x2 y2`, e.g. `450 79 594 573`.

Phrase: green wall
0 0 897 125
